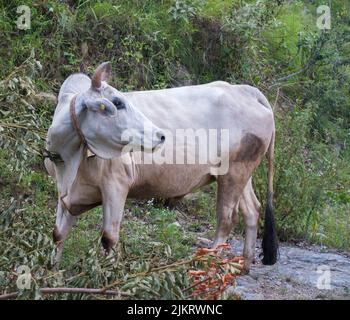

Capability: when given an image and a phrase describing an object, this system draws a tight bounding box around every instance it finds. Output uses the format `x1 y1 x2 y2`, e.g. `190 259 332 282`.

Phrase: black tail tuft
261 195 278 265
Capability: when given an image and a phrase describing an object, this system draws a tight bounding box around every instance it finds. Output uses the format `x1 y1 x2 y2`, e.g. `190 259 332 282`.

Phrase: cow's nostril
160 135 165 143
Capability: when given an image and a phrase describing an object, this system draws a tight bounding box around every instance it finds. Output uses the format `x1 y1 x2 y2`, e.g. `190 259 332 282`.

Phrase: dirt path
227 237 350 300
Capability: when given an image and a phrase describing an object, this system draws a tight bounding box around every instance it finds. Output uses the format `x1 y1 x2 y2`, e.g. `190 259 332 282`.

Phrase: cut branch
40 287 127 296
0 292 18 300
0 287 132 300
268 60 316 89
32 92 57 103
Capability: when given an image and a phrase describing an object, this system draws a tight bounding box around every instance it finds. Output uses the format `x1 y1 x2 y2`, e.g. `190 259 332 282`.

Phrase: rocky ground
226 237 350 300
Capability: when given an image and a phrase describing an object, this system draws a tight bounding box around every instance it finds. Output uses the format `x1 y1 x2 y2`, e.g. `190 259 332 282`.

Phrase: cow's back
124 82 273 141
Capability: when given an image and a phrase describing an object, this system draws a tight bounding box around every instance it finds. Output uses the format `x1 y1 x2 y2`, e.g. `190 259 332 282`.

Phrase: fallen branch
0 292 18 300
182 277 210 293
40 287 129 296
0 122 46 134
186 245 243 300
0 54 34 85
0 287 132 300
32 92 57 103
103 257 196 290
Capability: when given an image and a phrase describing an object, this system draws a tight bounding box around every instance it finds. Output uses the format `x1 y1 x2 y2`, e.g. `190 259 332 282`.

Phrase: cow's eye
112 97 126 110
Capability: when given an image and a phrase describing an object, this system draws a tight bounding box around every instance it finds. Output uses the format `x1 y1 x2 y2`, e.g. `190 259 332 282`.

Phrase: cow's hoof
242 261 251 274
53 226 62 243
52 260 61 272
101 231 114 253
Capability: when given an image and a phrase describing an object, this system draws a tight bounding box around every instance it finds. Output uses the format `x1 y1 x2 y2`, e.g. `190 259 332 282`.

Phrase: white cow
45 62 278 271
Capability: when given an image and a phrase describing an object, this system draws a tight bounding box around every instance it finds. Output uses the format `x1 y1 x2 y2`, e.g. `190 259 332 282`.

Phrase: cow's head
72 62 165 158
79 62 165 158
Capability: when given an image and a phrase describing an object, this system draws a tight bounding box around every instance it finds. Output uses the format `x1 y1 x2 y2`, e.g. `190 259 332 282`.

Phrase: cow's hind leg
212 170 249 247
239 178 261 272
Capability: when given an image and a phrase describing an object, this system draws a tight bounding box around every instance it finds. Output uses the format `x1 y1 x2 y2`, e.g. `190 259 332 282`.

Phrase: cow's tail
261 130 278 265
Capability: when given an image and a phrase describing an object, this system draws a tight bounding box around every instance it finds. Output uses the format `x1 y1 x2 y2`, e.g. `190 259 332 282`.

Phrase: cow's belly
128 163 215 199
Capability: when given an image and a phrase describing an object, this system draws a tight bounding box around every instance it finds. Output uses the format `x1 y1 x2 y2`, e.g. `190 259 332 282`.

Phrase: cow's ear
91 62 111 89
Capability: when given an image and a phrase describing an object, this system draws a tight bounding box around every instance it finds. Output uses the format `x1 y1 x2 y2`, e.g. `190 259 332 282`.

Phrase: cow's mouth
140 144 160 152
138 139 165 152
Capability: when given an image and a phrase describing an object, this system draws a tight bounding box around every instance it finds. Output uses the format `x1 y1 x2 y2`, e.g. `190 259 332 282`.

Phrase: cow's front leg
53 203 77 268
101 183 128 253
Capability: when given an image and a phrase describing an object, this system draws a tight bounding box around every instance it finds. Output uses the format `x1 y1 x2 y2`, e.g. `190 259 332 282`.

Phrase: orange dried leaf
188 270 206 276
195 247 218 256
231 256 244 263
216 243 230 249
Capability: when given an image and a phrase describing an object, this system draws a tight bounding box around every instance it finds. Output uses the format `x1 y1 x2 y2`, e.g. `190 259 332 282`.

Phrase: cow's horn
91 61 111 89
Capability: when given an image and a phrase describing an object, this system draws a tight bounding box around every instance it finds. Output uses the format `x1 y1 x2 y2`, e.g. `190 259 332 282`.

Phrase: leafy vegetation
0 0 349 299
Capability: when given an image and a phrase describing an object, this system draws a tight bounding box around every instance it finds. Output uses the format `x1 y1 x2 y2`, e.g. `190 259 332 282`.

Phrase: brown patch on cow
235 133 265 162
53 226 62 243
101 231 114 253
